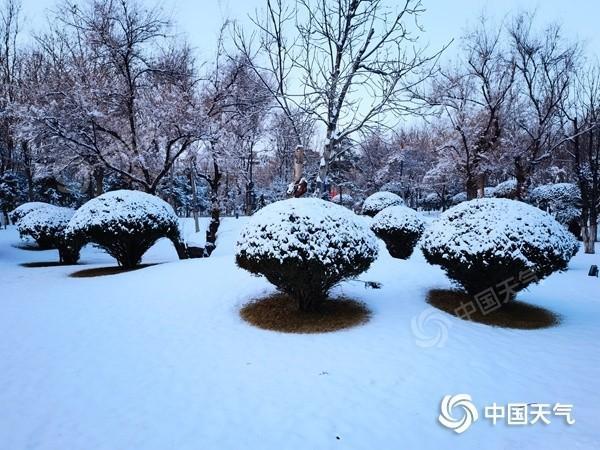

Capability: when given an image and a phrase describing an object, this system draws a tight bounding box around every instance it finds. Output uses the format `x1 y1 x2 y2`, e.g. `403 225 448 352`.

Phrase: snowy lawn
0 217 599 449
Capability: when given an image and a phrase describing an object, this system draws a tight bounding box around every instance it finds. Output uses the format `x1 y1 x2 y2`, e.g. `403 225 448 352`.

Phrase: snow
9 202 54 224
0 214 599 449
236 198 378 265
451 191 467 204
16 205 74 242
330 193 354 205
492 179 517 198
371 205 425 235
65 189 181 238
529 183 581 225
421 198 578 267
361 191 404 216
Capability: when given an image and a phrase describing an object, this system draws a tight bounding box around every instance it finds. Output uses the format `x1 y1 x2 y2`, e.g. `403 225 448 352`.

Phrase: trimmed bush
421 199 578 302
331 193 354 207
361 191 404 217
529 183 581 235
492 179 518 199
65 190 184 268
451 192 467 205
236 198 378 311
371 205 425 259
9 202 53 225
17 205 80 263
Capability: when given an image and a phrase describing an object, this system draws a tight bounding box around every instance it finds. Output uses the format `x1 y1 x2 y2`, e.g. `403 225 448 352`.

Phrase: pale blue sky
18 0 600 60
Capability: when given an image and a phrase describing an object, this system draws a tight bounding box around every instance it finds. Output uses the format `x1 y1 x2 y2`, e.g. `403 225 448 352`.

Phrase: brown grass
426 289 559 329
21 261 79 268
240 293 371 333
69 263 157 278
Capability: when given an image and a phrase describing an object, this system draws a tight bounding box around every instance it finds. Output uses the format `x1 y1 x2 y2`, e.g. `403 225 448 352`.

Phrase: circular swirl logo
411 308 451 348
438 394 479 434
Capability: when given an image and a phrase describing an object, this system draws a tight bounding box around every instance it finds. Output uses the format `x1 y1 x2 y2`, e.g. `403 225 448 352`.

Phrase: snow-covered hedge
421 198 578 301
371 205 425 259
331 193 354 206
451 192 467 205
361 191 404 217
236 198 378 311
492 179 518 199
483 186 495 197
17 205 80 263
420 192 442 210
65 190 185 268
529 183 581 231
379 181 404 196
9 202 53 225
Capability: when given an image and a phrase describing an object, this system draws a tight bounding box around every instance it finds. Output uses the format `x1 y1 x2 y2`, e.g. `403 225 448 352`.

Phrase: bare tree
508 13 578 199
562 64 600 253
238 0 442 197
26 0 204 194
425 16 514 199
0 0 21 173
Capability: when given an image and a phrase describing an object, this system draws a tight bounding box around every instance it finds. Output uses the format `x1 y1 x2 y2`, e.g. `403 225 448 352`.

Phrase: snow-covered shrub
483 186 496 197
9 202 53 225
529 183 581 233
361 191 404 217
451 192 467 205
492 179 518 199
65 190 185 268
331 193 354 206
17 205 80 263
236 198 379 311
421 199 578 301
420 192 441 210
371 206 425 259
379 181 404 196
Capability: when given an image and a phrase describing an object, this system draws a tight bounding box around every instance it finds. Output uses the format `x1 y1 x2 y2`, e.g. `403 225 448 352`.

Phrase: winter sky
18 0 600 62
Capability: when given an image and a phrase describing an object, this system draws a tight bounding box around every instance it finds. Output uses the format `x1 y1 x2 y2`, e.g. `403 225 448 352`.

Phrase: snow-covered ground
0 217 599 449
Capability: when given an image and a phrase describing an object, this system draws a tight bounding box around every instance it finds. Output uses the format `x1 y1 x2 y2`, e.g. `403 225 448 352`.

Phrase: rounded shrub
361 191 404 217
65 190 184 268
17 205 80 263
421 198 578 302
9 202 53 225
371 205 425 259
236 198 379 311
492 179 518 199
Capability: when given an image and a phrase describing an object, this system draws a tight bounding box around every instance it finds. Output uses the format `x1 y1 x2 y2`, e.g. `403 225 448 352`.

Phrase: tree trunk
466 174 478 200
93 167 104 197
189 159 200 233
514 157 529 200
583 224 596 254
317 141 332 199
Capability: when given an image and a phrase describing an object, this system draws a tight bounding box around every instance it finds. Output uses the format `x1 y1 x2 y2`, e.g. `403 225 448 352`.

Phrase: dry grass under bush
69 263 157 278
427 289 559 329
240 293 371 333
